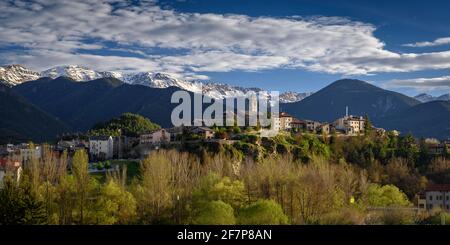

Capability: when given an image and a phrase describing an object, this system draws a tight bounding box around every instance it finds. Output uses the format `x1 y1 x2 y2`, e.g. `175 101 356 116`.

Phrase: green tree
192 173 245 209
0 177 46 225
95 180 137 224
89 113 160 137
72 150 91 224
365 184 411 207
133 153 174 223
192 200 235 225
237 199 289 225
364 114 373 136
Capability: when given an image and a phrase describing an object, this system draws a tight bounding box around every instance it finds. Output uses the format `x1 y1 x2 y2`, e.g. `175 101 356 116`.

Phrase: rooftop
89 136 112 141
425 184 450 192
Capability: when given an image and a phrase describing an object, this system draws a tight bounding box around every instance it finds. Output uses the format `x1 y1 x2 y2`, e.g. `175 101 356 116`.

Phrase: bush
429 211 450 225
96 162 105 170
192 201 235 225
237 200 289 225
365 184 411 207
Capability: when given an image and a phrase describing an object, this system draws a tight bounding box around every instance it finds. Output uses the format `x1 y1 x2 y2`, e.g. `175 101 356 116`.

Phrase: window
447 196 449 201
429 196 433 201
429 204 433 209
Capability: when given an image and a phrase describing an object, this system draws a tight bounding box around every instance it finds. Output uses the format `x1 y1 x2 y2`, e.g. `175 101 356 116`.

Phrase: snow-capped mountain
414 93 435 103
41 65 103 81
436 93 450 101
414 93 450 103
279 91 314 103
0 64 40 86
0 64 311 102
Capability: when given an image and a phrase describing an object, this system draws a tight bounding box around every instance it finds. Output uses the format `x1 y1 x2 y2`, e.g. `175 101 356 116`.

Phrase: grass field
90 159 140 184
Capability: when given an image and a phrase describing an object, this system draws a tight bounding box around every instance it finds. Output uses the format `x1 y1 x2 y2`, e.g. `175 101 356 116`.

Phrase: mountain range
281 79 450 139
0 64 311 103
281 79 421 123
414 93 450 103
1 64 450 142
11 77 182 132
0 84 70 144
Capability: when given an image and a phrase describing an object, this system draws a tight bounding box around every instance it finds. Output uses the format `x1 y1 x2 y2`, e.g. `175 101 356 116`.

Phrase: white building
333 115 366 135
19 145 42 163
89 136 114 160
272 116 281 132
419 184 450 211
279 112 294 131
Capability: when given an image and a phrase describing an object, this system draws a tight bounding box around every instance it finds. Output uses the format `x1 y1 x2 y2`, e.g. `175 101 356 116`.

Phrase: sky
1 0 450 96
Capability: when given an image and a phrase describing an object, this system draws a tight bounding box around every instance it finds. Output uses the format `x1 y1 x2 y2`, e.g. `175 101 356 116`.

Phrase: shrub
192 200 235 225
237 200 289 225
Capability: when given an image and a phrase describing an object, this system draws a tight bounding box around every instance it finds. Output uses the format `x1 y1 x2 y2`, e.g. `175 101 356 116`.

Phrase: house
189 127 215 139
271 117 282 132
140 129 171 145
0 158 22 188
317 123 331 135
290 119 304 131
89 136 114 160
166 127 183 141
56 139 88 153
418 184 450 211
18 144 42 163
290 119 321 133
333 115 366 135
279 112 294 131
305 120 322 132
426 139 450 155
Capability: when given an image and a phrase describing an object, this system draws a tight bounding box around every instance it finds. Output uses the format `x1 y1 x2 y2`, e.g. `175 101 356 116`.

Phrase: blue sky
1 0 450 96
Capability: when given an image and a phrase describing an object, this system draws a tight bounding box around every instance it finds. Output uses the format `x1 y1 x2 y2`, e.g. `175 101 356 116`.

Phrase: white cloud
384 75 450 92
403 37 450 48
1 0 450 79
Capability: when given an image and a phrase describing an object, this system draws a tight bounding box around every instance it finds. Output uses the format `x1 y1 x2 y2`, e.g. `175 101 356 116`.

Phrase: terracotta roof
290 120 305 124
425 184 450 192
279 112 294 118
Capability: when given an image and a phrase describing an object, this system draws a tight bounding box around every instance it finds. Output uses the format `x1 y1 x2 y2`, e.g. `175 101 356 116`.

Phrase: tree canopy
89 113 160 137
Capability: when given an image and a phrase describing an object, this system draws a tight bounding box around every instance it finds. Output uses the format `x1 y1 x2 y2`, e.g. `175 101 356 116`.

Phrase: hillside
89 113 161 137
0 84 70 144
381 101 450 139
282 79 420 124
12 77 189 131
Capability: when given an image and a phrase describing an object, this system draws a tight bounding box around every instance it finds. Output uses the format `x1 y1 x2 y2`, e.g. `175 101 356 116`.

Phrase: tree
0 177 46 225
365 184 411 207
89 113 160 137
237 199 289 225
95 180 137 224
133 153 174 223
71 150 91 224
192 200 235 225
363 114 373 136
192 173 245 210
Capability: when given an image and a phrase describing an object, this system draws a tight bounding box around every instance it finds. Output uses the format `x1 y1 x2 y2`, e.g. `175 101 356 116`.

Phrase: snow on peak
414 93 450 103
41 65 103 81
0 64 312 102
0 64 40 86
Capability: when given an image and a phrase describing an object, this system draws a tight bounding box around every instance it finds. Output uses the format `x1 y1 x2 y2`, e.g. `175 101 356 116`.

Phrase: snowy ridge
0 65 40 86
414 93 450 103
0 64 312 102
